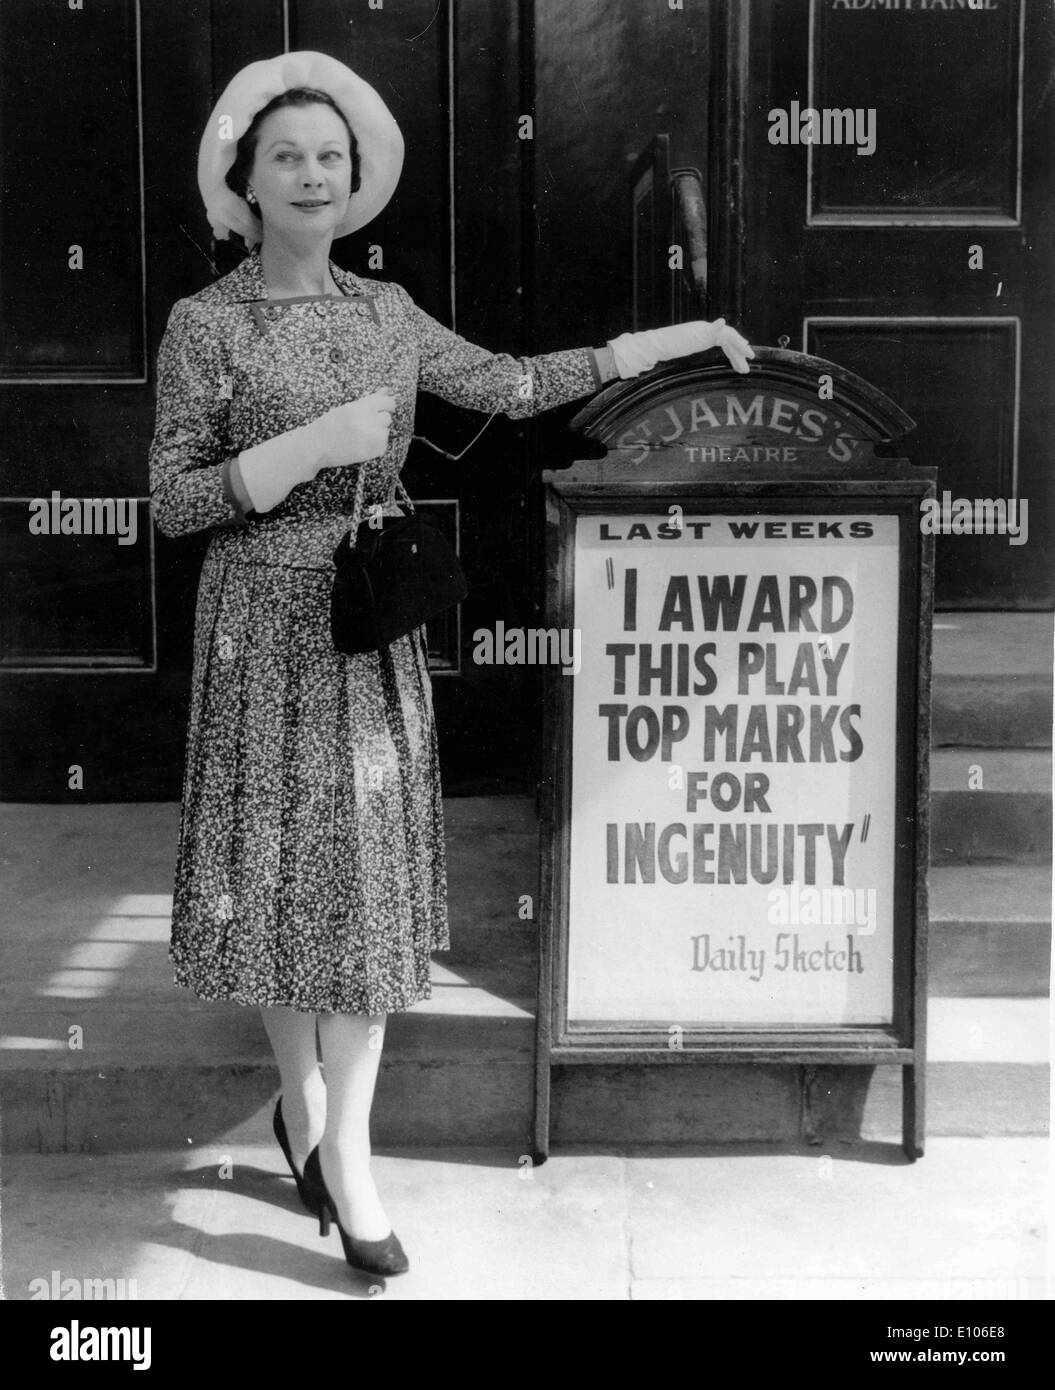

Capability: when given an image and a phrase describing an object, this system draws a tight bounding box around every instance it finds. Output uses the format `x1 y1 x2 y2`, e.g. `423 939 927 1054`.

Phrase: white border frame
802 315 1022 496
805 0 1025 228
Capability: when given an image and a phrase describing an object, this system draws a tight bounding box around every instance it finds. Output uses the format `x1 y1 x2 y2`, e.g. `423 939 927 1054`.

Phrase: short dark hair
225 87 362 221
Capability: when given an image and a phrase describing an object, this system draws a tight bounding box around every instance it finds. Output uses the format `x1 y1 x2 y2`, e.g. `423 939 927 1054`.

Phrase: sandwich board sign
535 347 935 1161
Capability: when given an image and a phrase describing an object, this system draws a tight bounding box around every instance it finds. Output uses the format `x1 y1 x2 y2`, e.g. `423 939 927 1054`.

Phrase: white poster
567 513 899 1027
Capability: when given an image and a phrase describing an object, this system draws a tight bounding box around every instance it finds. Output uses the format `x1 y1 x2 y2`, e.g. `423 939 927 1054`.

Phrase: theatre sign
534 347 936 1160
612 386 872 467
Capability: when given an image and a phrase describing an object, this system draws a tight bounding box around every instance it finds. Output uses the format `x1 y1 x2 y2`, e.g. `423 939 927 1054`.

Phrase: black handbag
331 467 467 655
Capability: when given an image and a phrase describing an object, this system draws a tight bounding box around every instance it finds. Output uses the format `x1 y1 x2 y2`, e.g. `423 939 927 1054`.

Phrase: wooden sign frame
533 348 936 1163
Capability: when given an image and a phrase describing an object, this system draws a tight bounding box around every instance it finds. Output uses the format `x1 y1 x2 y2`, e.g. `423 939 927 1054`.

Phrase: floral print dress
148 246 606 1014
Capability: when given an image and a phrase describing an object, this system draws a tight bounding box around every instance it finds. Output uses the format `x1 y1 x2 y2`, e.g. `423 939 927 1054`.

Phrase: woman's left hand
609 319 755 378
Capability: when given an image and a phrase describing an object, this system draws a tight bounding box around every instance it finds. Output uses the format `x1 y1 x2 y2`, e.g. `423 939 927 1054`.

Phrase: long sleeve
148 299 251 538
392 283 612 419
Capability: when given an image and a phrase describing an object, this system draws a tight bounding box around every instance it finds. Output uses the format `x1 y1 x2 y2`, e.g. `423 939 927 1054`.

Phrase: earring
246 188 257 205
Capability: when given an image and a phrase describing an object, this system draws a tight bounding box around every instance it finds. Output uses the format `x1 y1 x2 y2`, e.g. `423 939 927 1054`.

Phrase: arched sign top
570 346 917 472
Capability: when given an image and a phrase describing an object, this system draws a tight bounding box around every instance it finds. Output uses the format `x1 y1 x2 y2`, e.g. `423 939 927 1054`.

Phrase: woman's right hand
235 389 396 515
310 390 396 471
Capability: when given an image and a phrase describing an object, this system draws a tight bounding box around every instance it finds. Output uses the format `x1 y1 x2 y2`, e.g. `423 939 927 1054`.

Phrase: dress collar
217 246 373 304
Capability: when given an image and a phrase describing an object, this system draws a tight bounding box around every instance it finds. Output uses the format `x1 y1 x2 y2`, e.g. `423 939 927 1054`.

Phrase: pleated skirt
168 521 450 1014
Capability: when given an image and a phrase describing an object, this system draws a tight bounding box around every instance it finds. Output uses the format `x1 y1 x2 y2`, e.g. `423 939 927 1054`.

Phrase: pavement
2 1138 1050 1301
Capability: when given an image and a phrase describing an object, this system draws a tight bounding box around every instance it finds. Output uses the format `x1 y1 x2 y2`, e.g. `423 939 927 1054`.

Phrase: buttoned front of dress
222 286 413 564
147 247 603 1015
232 285 399 484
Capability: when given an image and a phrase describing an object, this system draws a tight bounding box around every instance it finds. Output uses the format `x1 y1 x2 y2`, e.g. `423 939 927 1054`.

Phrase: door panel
809 0 1022 224
0 0 146 380
805 317 1022 601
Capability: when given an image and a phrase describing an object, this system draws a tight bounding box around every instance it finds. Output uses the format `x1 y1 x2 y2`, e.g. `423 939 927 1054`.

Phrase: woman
149 50 753 1280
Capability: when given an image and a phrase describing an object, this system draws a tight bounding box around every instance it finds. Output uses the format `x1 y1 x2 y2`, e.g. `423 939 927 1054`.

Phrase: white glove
608 319 755 377
237 390 396 514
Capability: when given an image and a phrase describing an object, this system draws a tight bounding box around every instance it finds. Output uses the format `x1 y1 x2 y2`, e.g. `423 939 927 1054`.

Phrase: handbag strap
394 477 416 513
349 464 416 535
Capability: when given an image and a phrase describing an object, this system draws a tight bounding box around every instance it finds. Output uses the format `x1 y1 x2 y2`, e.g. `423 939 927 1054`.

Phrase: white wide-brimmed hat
197 50 404 248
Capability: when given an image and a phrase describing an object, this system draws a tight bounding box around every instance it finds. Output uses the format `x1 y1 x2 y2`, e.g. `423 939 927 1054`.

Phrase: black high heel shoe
303 1146 409 1277
273 1099 324 1217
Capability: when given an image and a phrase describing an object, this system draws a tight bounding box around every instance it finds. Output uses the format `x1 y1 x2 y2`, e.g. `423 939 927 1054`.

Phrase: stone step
930 614 1053 749
930 750 1052 865
928 864 1051 996
2 975 1047 1150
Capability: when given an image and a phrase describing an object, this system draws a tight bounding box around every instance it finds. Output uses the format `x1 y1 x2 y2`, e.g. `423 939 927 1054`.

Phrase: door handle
670 166 708 311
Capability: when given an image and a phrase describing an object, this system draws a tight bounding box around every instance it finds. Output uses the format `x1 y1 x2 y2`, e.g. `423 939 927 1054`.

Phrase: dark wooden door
531 0 1051 616
0 0 533 799
0 0 216 800
720 0 1053 607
